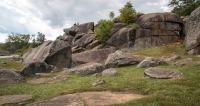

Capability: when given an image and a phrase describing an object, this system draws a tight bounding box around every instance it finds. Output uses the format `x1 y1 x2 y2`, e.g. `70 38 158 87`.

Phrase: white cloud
0 0 172 43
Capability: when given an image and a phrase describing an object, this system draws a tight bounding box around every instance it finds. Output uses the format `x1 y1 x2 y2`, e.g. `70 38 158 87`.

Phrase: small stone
102 68 117 76
1 61 6 64
92 79 106 86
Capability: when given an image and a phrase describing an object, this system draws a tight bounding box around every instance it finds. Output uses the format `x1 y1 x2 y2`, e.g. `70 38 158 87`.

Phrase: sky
0 0 172 43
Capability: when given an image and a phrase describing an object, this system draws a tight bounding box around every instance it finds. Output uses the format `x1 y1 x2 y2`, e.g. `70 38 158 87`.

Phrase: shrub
131 23 139 29
94 20 114 44
119 1 137 25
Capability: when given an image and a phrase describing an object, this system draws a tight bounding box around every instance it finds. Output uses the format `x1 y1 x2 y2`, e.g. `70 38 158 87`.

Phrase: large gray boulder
0 69 24 86
185 7 200 54
105 51 145 68
72 48 117 64
144 67 183 79
72 33 94 48
21 61 57 76
22 40 72 70
134 13 182 50
107 27 135 48
64 63 104 75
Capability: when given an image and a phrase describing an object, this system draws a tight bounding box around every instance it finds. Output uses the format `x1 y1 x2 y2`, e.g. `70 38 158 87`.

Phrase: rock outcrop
134 13 182 49
144 67 183 79
64 63 104 75
0 69 24 86
22 39 72 70
21 62 58 76
72 48 116 64
185 7 200 54
105 51 145 68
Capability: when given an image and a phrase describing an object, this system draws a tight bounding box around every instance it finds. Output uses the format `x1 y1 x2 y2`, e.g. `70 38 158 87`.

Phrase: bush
94 20 114 44
119 1 137 25
131 23 139 29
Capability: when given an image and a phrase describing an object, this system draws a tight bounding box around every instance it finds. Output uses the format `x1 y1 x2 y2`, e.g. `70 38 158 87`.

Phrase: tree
109 11 115 20
36 32 46 45
119 1 137 25
94 19 114 44
168 0 200 16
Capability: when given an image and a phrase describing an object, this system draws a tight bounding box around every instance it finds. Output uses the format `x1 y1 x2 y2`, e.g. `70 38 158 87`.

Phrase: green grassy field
0 44 200 106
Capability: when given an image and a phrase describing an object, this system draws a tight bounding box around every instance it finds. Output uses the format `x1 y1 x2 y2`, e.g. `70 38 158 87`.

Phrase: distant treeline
0 32 46 54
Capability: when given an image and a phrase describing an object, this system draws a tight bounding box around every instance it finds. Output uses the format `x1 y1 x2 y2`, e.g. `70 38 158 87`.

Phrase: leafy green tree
109 11 115 20
168 0 200 16
36 32 46 45
94 19 114 44
119 1 137 25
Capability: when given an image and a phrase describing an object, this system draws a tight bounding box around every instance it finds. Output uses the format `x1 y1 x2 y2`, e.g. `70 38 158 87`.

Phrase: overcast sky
0 0 172 43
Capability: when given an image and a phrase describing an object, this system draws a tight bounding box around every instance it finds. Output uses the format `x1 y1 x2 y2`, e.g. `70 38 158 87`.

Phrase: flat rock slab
79 91 145 106
144 67 183 79
26 94 84 106
0 95 32 105
26 92 145 106
28 75 66 84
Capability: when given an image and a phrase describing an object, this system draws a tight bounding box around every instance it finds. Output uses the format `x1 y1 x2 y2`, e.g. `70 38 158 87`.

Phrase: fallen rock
21 61 57 77
144 67 183 79
102 68 117 76
86 40 100 49
185 7 200 54
26 94 84 106
72 48 116 64
28 75 66 84
0 69 24 86
0 95 32 105
92 79 106 86
72 46 84 54
64 63 104 75
72 33 94 48
105 51 145 68
137 57 165 68
22 40 72 70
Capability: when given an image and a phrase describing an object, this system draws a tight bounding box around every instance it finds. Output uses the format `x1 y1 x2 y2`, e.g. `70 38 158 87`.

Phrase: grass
0 43 200 106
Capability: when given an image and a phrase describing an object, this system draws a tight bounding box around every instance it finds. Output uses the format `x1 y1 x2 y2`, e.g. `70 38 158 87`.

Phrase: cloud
0 0 172 43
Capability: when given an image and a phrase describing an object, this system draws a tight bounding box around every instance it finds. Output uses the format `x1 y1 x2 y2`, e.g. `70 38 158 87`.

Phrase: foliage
4 33 31 53
109 11 115 20
168 0 200 16
31 32 46 48
94 19 114 44
119 1 137 25
131 23 139 29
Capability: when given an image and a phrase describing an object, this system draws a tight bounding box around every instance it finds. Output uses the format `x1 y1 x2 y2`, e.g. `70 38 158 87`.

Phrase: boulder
137 57 165 68
76 22 94 34
72 46 84 54
72 48 117 64
110 23 125 36
161 55 181 61
185 7 200 54
107 27 136 48
144 67 183 79
21 61 57 76
64 63 104 75
105 51 145 68
174 58 193 66
86 40 101 49
72 33 94 48
22 40 72 70
102 68 117 76
63 26 79 36
0 69 24 86
133 13 182 50
0 49 10 56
